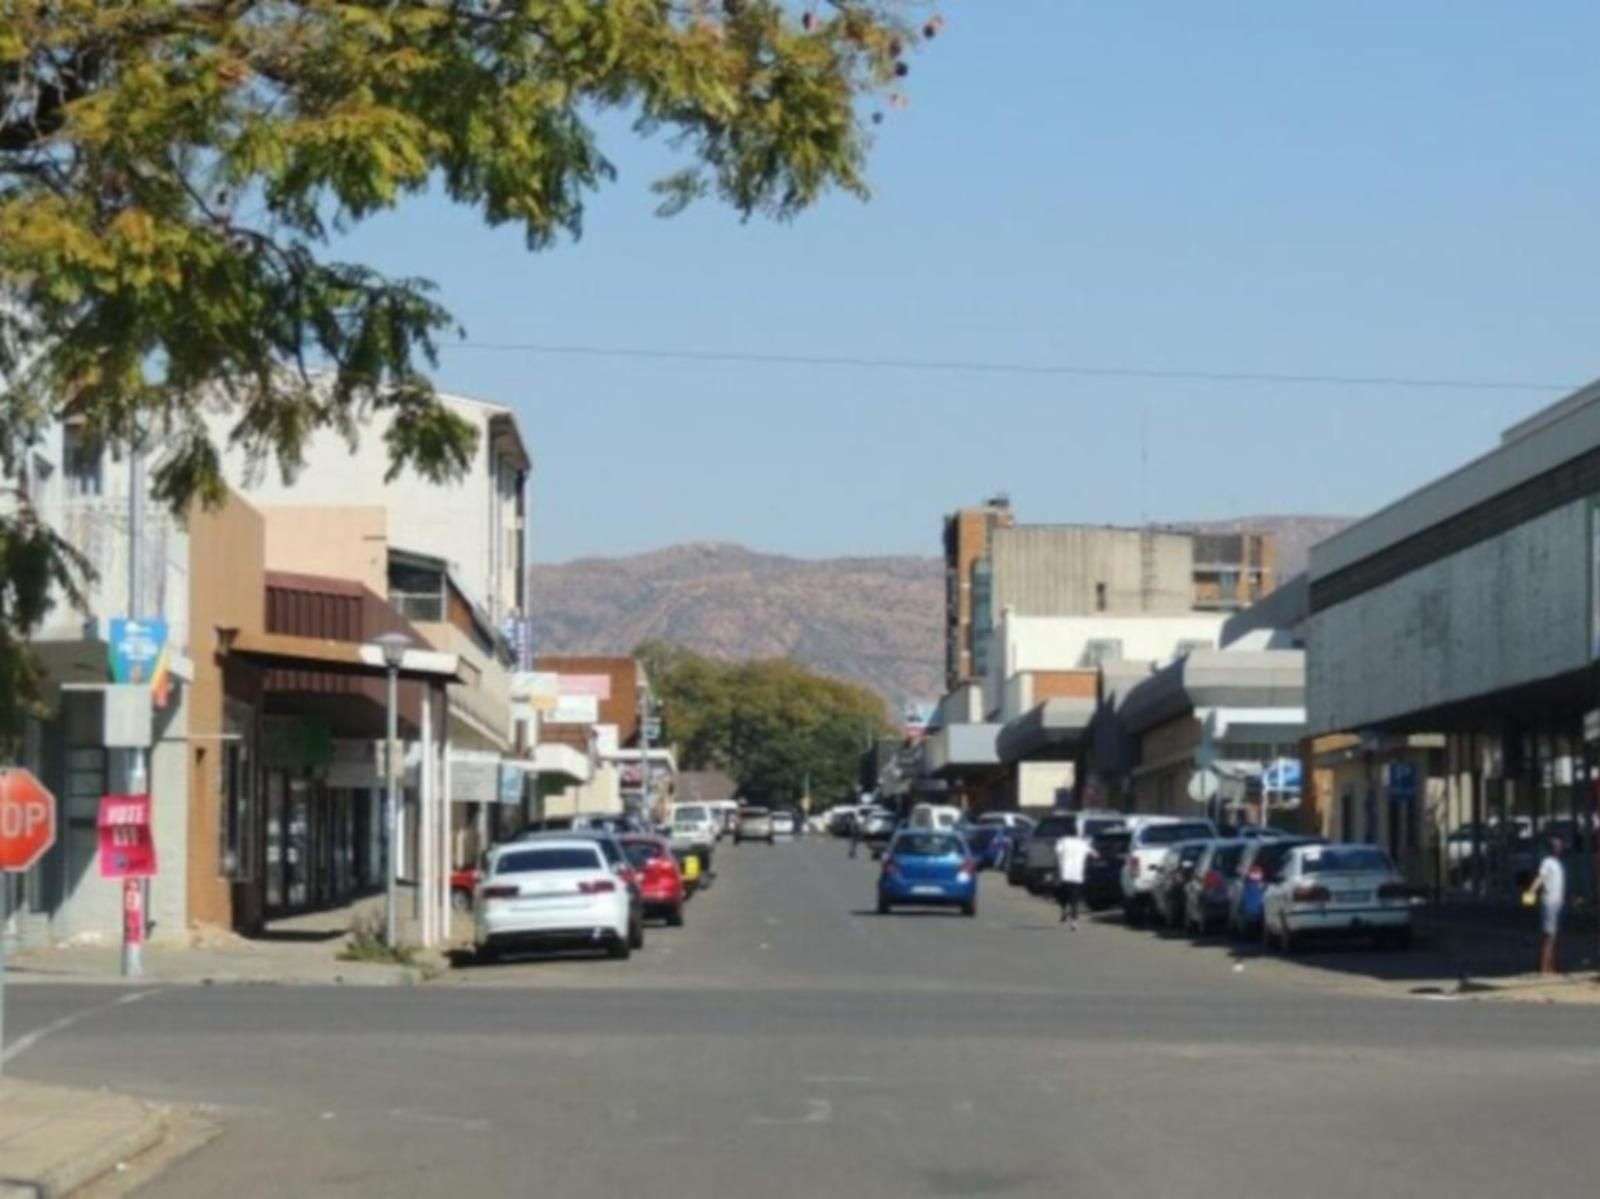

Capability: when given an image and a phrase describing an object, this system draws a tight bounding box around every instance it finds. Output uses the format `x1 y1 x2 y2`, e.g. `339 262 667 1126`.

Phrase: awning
920 723 1002 777
219 629 462 683
997 698 1096 764
526 743 593 784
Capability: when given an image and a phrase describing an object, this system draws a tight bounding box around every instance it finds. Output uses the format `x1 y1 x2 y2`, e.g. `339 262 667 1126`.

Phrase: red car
619 835 686 927
451 865 480 911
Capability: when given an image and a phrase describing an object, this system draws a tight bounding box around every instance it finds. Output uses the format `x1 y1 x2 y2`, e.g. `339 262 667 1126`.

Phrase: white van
909 803 964 833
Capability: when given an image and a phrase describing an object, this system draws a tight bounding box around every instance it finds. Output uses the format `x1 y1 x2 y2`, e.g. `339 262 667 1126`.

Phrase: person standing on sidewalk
1054 830 1096 929
1526 835 1566 976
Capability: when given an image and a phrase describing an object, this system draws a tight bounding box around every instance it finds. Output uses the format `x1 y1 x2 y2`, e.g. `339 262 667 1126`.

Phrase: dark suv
1084 829 1131 911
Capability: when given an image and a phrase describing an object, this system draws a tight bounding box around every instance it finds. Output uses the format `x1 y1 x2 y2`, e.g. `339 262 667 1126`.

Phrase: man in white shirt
1530 836 1566 976
1054 832 1096 930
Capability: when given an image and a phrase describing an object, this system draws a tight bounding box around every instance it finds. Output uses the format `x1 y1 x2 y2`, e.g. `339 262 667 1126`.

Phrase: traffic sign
0 768 57 872
1187 768 1221 804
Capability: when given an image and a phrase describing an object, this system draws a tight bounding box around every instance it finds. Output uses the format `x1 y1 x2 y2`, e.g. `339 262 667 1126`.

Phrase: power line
441 340 1573 393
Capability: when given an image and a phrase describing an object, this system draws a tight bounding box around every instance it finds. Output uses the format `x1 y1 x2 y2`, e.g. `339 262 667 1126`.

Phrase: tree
637 640 892 806
0 1 938 747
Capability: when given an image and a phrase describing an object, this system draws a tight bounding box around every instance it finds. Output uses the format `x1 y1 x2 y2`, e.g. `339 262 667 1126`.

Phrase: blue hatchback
877 831 977 916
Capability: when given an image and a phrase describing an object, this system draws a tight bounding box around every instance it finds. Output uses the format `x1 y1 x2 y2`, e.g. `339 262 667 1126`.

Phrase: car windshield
675 807 709 823
1213 845 1246 875
495 847 602 874
741 809 769 821
1301 846 1395 875
893 833 963 857
1082 817 1123 838
1034 816 1075 839
1140 823 1213 846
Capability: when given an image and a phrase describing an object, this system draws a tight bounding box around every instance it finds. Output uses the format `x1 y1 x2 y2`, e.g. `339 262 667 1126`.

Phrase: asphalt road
9 838 1600 1198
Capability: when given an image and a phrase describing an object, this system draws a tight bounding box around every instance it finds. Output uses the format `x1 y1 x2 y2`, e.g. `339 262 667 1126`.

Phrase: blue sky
340 2 1599 563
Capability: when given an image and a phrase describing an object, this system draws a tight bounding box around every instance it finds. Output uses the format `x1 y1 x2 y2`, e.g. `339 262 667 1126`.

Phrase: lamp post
376 632 411 947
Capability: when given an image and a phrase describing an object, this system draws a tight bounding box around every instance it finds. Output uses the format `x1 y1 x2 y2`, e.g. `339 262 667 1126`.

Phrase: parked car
976 812 1036 836
736 806 776 845
1228 836 1324 940
1020 810 1125 894
474 837 643 961
1182 840 1247 935
1151 840 1213 929
1084 829 1131 911
909 803 964 832
828 807 861 838
619 835 686 927
963 824 1011 871
450 865 480 912
1120 818 1217 925
859 807 898 844
1262 842 1414 952
876 829 977 916
772 809 799 839
571 814 652 836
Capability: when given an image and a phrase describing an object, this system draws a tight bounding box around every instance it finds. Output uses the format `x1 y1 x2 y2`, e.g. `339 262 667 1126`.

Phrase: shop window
218 739 256 881
62 425 104 498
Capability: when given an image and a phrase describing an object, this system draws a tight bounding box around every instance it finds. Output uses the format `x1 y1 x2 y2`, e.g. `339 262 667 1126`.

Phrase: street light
375 631 411 947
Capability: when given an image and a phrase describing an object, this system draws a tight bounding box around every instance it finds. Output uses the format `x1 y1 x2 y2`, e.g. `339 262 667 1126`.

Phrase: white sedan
475 838 642 961
1261 843 1413 952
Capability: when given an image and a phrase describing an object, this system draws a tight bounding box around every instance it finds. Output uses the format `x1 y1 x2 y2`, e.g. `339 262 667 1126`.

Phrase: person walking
1526 835 1566 976
1054 830 1096 930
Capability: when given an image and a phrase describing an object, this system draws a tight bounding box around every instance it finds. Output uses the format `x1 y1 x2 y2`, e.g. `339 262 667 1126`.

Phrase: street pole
638 681 651 822
123 441 145 979
384 662 399 948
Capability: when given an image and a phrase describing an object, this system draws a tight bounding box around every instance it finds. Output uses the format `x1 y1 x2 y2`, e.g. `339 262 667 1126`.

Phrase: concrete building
1191 530 1277 612
1305 385 1600 899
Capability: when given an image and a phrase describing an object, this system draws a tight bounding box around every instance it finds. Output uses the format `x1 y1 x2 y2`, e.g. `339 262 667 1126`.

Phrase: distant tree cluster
636 640 892 807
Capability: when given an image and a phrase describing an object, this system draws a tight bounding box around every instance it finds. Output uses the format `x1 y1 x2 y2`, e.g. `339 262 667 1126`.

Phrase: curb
15 1106 167 1198
4 967 421 989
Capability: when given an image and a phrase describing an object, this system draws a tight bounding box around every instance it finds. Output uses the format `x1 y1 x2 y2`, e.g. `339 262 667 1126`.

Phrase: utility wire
442 340 1572 393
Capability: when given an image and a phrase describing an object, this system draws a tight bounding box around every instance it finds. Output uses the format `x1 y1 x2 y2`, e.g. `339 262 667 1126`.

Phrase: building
1305 385 1600 899
1190 530 1277 611
943 496 1014 690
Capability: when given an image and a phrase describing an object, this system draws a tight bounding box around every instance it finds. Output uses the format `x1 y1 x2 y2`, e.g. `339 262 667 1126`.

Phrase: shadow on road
848 909 968 919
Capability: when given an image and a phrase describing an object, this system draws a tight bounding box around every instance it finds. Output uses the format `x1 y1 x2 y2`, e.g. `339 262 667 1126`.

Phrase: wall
986 613 1226 708
1000 670 1098 724
536 656 642 745
1308 499 1587 734
187 491 267 932
262 505 388 596
990 525 1194 618
214 392 524 620
1017 761 1075 810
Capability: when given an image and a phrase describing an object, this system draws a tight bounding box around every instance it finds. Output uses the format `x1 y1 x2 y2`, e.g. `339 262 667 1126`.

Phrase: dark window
62 425 103 498
892 833 963 857
1300 846 1395 875
1138 823 1214 846
1095 581 1107 612
496 847 603 874
622 841 667 867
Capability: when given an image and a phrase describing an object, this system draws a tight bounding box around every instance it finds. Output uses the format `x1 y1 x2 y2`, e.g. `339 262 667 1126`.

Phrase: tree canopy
637 640 892 807
0 1 936 745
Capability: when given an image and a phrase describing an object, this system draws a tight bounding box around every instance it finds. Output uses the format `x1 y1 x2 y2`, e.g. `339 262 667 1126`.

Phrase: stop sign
0 768 57 872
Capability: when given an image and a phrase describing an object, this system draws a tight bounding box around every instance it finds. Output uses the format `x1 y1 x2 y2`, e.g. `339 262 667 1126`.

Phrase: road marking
804 1075 875 1085
2 987 161 1065
751 1098 832 1127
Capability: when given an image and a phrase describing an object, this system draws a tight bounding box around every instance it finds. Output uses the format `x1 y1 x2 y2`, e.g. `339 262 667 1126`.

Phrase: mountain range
527 517 1352 710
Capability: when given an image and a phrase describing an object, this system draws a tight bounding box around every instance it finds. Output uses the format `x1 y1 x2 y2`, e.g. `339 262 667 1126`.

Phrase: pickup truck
1119 817 1217 925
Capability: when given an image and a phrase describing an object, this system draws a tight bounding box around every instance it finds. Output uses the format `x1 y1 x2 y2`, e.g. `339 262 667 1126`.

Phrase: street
9 839 1600 1199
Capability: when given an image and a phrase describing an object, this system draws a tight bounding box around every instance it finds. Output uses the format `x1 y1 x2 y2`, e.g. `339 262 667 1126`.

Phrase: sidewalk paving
7 894 450 988
0 1077 174 1196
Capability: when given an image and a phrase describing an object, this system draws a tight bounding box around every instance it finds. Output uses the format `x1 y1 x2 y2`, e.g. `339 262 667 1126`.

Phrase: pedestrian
1525 835 1566 976
1054 829 1095 929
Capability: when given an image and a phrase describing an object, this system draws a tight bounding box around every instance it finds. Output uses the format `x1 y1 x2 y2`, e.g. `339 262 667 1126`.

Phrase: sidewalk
0 1077 174 1196
7 894 449 988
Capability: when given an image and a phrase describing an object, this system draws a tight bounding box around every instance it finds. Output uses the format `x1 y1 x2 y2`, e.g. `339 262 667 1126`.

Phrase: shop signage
108 617 169 686
448 751 499 804
98 794 157 878
0 768 57 872
560 674 612 700
123 879 145 947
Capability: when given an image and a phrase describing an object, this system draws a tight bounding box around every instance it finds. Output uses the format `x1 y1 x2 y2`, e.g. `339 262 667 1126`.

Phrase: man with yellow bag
1523 836 1566 977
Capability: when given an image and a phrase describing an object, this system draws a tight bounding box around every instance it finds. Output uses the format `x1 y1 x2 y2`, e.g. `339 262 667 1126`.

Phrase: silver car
735 807 775 845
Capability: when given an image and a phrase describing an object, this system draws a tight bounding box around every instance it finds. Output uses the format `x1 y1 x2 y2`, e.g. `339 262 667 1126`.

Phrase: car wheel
1122 899 1142 927
450 889 472 913
629 916 645 950
877 897 890 916
962 900 976 918
475 942 499 965
608 932 632 961
666 904 685 928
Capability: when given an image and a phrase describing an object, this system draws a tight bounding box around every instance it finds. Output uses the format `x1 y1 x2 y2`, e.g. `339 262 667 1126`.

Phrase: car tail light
579 879 617 895
1292 884 1330 904
1377 882 1409 901
481 884 519 900
1203 869 1222 892
958 860 975 881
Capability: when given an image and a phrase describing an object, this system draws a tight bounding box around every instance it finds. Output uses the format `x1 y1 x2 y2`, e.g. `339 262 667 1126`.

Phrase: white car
909 803 963 832
1119 817 1217 924
669 804 720 852
771 810 798 838
475 838 641 961
1262 842 1413 952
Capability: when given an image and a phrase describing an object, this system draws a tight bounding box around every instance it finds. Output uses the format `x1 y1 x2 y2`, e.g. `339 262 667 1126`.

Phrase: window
496 847 603 874
218 730 257 881
1137 822 1215 846
62 425 103 498
1095 581 1107 612
892 833 963 857
388 558 445 621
